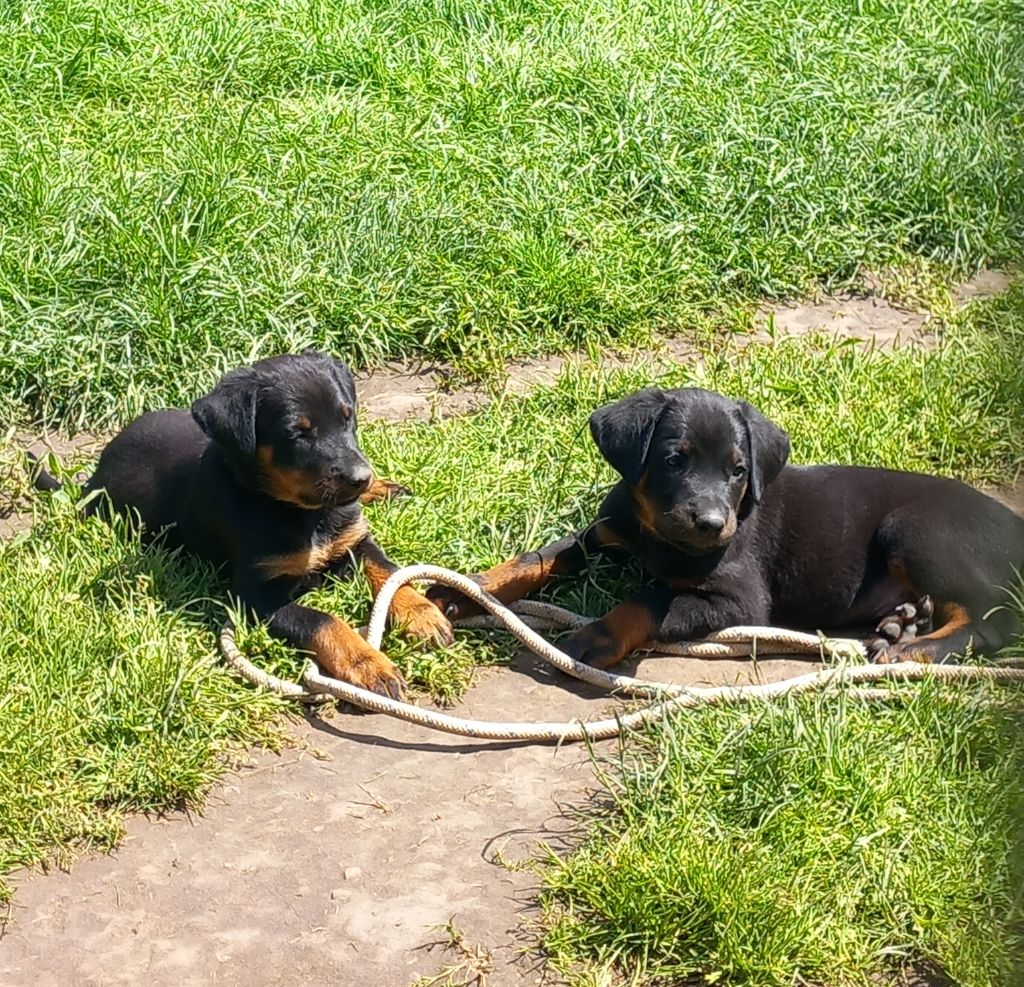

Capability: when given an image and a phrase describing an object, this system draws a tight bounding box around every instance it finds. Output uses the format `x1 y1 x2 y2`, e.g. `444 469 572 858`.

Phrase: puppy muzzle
659 506 737 552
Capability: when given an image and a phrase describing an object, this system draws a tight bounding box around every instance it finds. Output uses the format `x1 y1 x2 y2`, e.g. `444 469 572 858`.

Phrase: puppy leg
561 585 764 669
872 504 1023 663
357 537 455 647
236 576 405 698
426 522 622 621
359 476 412 505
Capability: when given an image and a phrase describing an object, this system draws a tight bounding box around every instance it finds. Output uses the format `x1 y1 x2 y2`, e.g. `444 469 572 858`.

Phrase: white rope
218 564 1024 743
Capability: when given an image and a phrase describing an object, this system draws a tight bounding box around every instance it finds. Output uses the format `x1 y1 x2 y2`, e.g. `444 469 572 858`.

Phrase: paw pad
866 595 933 663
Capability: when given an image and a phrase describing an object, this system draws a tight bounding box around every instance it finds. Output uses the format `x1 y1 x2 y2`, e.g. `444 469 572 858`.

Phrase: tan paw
313 619 406 698
359 477 412 505
393 589 455 646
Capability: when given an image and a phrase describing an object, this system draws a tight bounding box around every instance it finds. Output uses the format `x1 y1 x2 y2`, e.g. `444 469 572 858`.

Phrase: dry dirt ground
1 274 1021 987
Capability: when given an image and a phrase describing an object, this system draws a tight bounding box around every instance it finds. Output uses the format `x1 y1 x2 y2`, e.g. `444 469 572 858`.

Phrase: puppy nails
425 584 479 621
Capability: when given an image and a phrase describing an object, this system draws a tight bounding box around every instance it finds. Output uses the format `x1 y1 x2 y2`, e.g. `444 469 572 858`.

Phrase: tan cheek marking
255 444 320 508
631 472 660 535
257 516 369 578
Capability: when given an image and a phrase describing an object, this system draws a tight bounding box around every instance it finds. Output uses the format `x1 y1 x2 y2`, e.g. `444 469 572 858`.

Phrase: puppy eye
732 464 747 478
666 453 689 469
296 416 316 435
339 403 353 421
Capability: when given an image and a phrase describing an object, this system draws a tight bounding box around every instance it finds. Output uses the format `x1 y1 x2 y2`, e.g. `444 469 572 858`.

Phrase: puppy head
590 387 789 552
192 350 372 509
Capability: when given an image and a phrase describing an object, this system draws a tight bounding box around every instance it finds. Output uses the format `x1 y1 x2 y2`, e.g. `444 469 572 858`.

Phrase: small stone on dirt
343 866 362 881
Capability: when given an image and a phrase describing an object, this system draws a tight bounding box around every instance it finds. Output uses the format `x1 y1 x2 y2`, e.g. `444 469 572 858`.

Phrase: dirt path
0 272 1018 986
0 653 822 987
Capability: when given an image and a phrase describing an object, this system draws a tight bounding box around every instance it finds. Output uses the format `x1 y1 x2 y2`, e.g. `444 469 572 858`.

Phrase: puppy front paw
393 589 455 646
347 645 407 698
313 619 407 699
425 577 486 621
559 620 626 670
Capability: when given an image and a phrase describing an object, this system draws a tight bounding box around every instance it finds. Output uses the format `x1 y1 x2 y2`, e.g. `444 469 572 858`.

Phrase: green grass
1 283 1023 974
540 684 1024 987
0 502 289 906
2 0 1023 429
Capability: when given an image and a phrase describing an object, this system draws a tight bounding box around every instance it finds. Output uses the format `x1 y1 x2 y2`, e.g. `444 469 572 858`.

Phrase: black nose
333 461 372 490
693 510 726 535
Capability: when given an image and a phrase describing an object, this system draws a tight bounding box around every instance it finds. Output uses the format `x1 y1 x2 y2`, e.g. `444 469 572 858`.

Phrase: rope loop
218 565 1024 743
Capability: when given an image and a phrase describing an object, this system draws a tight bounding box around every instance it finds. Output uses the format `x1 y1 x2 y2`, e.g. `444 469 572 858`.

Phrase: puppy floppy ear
736 400 790 503
191 368 259 459
589 388 667 484
326 356 358 407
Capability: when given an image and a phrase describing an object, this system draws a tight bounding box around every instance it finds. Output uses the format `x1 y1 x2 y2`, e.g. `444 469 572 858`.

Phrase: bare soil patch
0 653 819 986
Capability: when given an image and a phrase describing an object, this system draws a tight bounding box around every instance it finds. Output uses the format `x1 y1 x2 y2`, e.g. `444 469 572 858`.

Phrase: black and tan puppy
76 350 453 696
428 387 1024 667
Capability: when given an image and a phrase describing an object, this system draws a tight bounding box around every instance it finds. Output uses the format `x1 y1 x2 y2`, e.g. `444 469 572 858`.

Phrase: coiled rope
218 564 1024 743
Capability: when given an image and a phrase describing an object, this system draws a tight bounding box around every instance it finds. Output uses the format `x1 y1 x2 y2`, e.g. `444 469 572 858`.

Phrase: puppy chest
257 515 368 579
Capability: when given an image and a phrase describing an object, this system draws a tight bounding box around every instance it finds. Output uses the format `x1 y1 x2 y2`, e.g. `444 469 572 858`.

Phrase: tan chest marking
257 515 369 579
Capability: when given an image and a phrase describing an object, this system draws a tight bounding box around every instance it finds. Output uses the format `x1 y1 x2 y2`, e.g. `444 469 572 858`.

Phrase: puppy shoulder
597 481 633 520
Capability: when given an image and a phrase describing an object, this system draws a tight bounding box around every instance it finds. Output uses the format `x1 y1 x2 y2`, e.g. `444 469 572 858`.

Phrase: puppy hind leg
865 595 933 662
873 508 1019 662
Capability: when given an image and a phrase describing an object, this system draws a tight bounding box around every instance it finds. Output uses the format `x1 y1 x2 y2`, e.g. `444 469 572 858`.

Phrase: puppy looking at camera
429 387 1024 667
78 350 453 697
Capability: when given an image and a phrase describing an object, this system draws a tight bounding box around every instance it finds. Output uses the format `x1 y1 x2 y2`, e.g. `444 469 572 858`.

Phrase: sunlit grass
1 0 1022 428
541 682 1024 986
